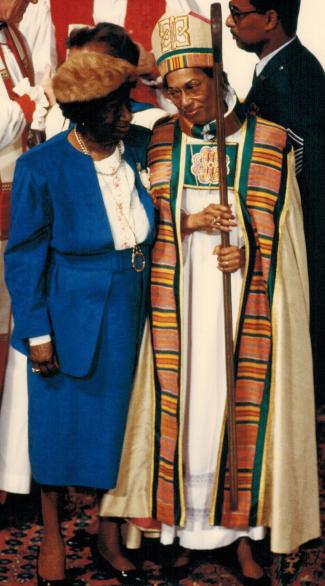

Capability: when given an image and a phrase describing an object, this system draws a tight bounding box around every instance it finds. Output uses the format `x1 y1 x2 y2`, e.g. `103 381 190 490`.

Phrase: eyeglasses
166 80 203 101
228 3 266 23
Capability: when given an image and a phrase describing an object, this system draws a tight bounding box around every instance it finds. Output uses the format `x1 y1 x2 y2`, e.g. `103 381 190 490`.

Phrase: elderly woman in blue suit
5 25 154 586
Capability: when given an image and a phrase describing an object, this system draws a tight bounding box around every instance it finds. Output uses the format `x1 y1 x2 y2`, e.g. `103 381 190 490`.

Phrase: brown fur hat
53 51 138 103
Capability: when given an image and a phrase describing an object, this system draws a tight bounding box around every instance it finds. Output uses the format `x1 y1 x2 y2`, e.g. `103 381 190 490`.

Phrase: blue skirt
27 264 147 489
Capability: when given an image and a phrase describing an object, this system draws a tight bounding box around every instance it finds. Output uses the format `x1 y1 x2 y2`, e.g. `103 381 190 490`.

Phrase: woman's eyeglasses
166 81 203 101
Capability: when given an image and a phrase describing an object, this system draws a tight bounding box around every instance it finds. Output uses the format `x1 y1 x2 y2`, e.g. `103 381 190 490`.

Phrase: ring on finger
31 367 41 373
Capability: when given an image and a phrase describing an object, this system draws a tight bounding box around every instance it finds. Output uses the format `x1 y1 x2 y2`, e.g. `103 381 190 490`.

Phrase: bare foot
38 534 66 580
237 538 264 579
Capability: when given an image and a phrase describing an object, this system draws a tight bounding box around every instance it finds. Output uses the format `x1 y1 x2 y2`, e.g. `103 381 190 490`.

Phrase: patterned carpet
0 412 324 586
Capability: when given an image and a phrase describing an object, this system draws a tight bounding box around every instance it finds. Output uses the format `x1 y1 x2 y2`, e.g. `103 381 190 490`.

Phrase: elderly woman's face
84 96 133 147
166 67 216 126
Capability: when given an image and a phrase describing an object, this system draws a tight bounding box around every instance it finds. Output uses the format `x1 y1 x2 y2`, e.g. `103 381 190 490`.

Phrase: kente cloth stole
0 26 33 392
148 115 288 527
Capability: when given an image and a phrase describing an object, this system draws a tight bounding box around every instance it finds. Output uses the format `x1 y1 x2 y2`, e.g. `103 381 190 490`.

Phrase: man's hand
29 341 59 377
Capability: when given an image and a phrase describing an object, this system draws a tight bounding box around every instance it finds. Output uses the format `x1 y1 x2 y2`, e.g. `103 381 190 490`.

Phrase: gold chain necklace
99 168 146 273
73 127 124 176
74 126 146 272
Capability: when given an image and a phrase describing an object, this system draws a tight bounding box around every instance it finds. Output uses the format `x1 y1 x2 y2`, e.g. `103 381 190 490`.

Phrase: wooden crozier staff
210 2 238 511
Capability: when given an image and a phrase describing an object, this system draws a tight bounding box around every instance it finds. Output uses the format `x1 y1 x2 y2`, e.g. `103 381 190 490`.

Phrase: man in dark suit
226 0 325 408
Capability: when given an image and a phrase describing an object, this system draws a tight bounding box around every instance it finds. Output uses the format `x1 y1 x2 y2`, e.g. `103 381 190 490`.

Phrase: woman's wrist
181 211 196 235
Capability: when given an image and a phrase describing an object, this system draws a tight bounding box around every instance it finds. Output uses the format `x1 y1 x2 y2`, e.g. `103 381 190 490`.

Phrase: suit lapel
255 37 301 82
245 38 302 112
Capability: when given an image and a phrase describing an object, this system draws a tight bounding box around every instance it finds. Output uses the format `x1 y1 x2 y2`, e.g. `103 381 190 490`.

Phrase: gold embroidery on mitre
191 146 230 185
159 15 190 53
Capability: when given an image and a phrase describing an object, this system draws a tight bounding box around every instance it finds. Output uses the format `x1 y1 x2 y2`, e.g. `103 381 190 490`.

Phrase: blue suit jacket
5 126 155 377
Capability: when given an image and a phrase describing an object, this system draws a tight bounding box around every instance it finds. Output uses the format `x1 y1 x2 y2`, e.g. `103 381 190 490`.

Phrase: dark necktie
244 67 260 115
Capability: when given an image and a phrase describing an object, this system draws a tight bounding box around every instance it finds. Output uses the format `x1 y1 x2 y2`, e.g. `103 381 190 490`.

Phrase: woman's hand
181 204 237 236
214 245 245 273
136 43 160 80
29 341 59 377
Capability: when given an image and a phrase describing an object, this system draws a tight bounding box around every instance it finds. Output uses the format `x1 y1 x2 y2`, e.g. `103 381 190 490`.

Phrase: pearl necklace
73 127 123 176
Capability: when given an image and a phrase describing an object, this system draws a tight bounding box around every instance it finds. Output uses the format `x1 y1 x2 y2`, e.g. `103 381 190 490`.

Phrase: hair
59 85 131 127
58 23 139 130
67 22 140 66
250 0 301 37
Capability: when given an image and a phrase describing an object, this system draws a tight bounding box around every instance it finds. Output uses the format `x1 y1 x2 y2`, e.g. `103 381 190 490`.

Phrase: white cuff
224 86 238 117
139 75 161 87
13 77 49 130
29 335 51 346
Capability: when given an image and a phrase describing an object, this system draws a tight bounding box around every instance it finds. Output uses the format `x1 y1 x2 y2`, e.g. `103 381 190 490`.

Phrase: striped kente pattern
216 117 287 528
148 118 181 524
148 115 288 528
157 49 213 79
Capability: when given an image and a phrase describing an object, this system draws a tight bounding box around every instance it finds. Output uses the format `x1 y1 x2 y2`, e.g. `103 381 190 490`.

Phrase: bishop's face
0 0 38 24
165 67 217 126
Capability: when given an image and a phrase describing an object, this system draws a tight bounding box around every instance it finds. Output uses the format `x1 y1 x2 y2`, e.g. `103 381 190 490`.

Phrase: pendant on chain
131 245 146 272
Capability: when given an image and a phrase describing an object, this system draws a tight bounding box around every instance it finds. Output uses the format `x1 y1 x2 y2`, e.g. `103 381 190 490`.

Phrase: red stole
0 25 34 393
50 0 94 64
0 24 35 244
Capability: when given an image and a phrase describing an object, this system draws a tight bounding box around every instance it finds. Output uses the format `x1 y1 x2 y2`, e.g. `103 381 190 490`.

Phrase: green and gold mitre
151 11 213 79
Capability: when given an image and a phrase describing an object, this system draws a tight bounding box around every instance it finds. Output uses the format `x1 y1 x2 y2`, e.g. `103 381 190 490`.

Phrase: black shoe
37 551 71 586
162 562 191 582
94 545 148 585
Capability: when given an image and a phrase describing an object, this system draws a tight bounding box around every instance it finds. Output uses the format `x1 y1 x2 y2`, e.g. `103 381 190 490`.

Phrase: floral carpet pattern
0 411 324 586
